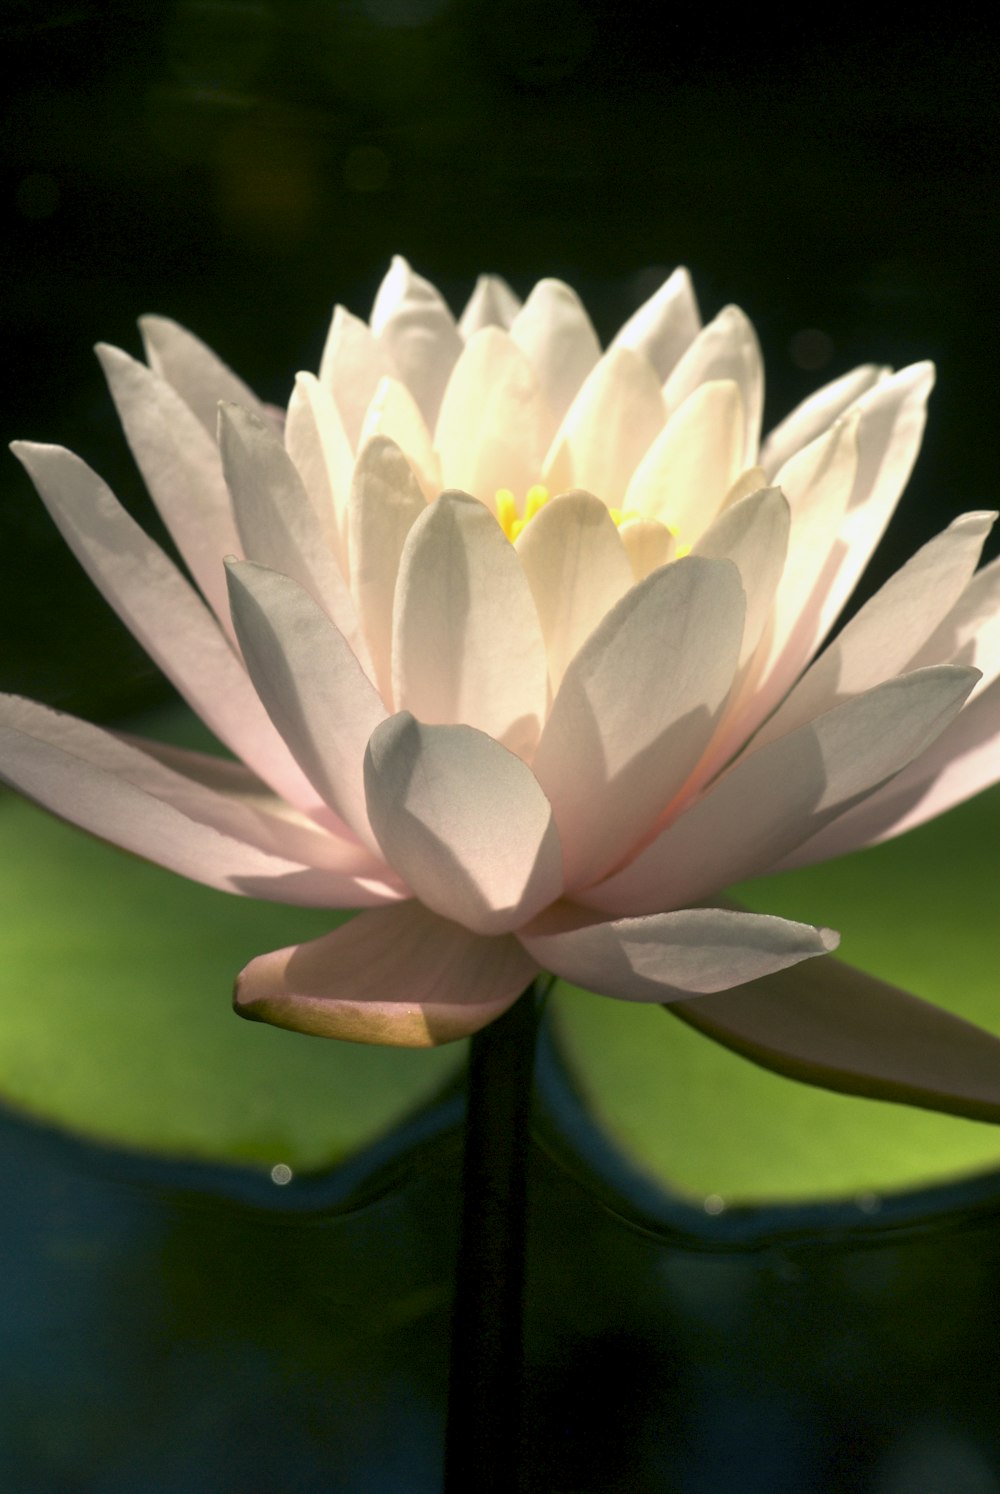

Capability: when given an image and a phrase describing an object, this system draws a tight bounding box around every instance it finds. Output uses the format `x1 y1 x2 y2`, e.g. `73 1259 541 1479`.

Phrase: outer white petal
139 315 266 435
0 696 392 906
515 491 634 692
347 436 427 703
364 714 564 937
609 266 701 382
509 279 601 425
531 555 745 889
584 667 978 916
284 372 354 572
909 550 1000 693
624 379 745 544
760 363 887 480
359 375 440 499
692 486 791 671
369 255 462 429
225 560 389 852
662 305 764 466
436 328 554 501
459 273 522 336
667 952 1000 1124
234 902 539 1047
544 346 666 505
10 441 317 810
318 305 395 448
97 344 241 640
392 491 548 758
218 403 372 674
755 510 996 750
519 904 837 1002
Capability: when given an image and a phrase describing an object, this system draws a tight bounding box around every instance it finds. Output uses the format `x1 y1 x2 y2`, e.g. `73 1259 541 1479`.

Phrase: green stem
443 983 543 1493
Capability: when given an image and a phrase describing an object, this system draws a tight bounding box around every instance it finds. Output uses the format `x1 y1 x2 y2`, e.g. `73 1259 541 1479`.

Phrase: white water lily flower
8 257 1000 1115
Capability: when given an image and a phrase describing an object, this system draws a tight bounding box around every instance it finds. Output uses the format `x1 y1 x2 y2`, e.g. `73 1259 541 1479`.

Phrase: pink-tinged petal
756 510 996 751
139 315 266 435
358 375 440 499
509 279 601 425
909 550 1000 692
609 266 701 382
10 441 317 810
692 486 790 671
544 346 666 505
234 902 539 1047
515 491 634 693
760 363 887 480
364 714 564 936
369 256 462 429
225 560 388 850
0 695 394 906
347 436 427 703
318 305 395 448
663 305 763 466
436 328 554 501
585 667 978 915
624 379 745 544
96 344 241 640
532 556 745 889
778 671 1000 866
458 273 522 336
218 403 373 675
666 953 1000 1124
618 519 676 582
284 372 354 572
520 904 837 1002
392 491 548 757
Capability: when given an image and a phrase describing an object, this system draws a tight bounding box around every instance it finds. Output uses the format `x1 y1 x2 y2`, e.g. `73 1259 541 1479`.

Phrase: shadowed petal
235 902 539 1046
760 364 886 479
666 953 1000 1124
284 372 354 572
458 273 521 336
692 486 790 672
359 375 440 499
364 714 564 936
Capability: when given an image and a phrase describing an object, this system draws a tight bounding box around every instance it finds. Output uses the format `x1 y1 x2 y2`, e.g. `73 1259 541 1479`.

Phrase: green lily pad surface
552 782 1000 1205
0 706 462 1170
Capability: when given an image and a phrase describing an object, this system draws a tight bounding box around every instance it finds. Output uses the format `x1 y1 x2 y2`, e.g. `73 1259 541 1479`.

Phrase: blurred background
4 4 1000 1490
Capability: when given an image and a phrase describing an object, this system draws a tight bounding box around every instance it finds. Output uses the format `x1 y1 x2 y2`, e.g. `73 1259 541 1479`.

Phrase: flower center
495 485 645 542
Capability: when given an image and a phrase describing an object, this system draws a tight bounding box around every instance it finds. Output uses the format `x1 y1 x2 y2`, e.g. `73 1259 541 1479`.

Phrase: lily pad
0 705 462 1169
551 783 1000 1204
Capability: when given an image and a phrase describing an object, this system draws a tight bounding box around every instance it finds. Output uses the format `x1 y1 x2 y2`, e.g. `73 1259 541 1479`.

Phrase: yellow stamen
495 484 551 540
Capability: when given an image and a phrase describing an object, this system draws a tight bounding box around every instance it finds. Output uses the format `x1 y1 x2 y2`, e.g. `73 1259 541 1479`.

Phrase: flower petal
909 550 1000 692
284 371 354 572
139 315 266 435
369 255 462 429
666 953 1000 1124
218 403 372 673
347 436 427 703
358 375 440 499
96 343 241 639
225 559 389 850
9 441 316 809
364 713 564 936
509 279 601 424
544 346 666 504
609 266 701 382
755 510 996 750
618 518 676 581
520 904 837 1001
515 490 635 693
392 491 548 757
458 273 522 336
760 363 887 480
436 328 553 501
531 555 746 889
234 902 539 1047
318 305 395 448
0 695 390 905
624 379 745 545
692 485 790 671
585 667 978 915
663 305 763 466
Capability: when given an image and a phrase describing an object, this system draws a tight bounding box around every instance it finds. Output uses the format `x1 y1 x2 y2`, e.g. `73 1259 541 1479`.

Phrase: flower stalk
444 981 545 1493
